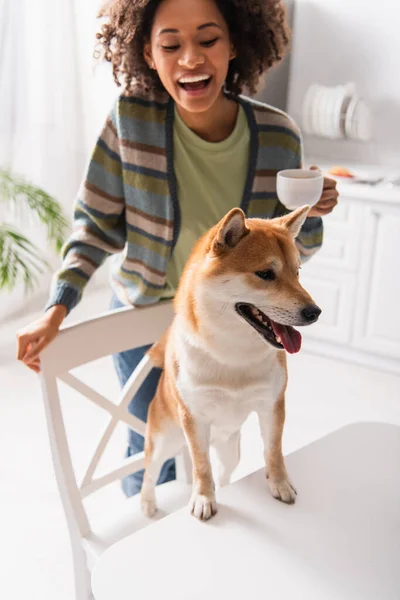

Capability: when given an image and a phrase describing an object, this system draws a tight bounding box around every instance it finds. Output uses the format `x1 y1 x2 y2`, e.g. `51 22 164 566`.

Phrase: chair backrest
40 302 174 538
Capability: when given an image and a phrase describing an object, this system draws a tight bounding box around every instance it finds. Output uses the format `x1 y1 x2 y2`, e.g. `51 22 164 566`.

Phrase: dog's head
194 205 321 354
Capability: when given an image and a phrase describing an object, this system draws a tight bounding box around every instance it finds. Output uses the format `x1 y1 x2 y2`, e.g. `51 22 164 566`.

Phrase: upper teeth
250 307 269 325
178 75 210 83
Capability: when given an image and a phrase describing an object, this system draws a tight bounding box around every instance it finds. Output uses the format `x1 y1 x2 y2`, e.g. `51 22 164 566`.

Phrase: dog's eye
255 269 276 281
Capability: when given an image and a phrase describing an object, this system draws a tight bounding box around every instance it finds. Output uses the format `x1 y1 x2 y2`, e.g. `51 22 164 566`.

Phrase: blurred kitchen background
1 0 400 326
1 2 399 599
2 0 399 372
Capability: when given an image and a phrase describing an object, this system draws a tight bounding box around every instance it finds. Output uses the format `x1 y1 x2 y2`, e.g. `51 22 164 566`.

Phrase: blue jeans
110 294 176 497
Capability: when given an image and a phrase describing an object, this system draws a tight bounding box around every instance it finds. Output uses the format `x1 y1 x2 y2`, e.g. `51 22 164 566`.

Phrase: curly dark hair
96 0 290 96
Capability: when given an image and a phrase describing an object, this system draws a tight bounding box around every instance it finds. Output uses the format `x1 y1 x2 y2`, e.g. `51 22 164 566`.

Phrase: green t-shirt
162 104 250 298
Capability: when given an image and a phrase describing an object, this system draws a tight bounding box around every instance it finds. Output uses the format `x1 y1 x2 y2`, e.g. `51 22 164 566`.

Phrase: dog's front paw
189 492 217 520
268 478 297 504
141 492 157 518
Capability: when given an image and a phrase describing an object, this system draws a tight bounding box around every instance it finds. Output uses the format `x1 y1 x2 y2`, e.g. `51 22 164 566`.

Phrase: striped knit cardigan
46 90 323 314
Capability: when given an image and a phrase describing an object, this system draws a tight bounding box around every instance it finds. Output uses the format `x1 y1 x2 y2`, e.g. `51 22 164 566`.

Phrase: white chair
39 301 193 600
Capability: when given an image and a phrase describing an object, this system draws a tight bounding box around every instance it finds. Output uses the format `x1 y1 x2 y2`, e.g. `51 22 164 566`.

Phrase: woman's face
145 0 235 114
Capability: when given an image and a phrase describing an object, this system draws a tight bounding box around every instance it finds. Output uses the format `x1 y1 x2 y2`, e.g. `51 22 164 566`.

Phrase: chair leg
71 535 92 600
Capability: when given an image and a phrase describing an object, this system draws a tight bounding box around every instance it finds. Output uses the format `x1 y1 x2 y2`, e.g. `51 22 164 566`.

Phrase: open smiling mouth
235 302 302 354
178 76 212 92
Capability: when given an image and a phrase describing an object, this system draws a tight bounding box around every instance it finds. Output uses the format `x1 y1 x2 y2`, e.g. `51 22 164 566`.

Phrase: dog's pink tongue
270 320 302 354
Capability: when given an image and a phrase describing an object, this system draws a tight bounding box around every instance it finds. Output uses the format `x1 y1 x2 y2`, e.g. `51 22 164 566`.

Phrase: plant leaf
0 224 52 294
0 167 69 254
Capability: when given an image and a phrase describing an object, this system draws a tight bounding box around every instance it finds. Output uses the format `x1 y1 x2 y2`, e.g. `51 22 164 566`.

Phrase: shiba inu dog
141 205 321 520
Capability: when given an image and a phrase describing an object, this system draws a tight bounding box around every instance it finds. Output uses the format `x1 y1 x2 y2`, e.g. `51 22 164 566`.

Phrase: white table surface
92 423 400 600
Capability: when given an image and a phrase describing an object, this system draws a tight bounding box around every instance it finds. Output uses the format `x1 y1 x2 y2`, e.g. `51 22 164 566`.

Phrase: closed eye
200 37 219 47
255 269 276 281
161 38 219 52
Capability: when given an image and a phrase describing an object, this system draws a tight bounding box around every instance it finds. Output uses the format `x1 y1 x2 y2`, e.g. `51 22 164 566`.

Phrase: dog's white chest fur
173 311 286 440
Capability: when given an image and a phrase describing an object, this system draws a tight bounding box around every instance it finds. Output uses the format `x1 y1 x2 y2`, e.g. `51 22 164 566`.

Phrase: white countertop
307 158 400 205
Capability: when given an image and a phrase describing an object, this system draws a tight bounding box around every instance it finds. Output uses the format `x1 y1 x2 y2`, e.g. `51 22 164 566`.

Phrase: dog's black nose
301 304 322 323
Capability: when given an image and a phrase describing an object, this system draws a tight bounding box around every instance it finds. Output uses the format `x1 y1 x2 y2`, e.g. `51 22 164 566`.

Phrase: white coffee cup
276 169 323 210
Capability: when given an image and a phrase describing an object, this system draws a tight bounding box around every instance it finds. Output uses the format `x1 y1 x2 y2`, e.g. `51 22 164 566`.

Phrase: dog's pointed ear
213 208 249 253
279 205 311 238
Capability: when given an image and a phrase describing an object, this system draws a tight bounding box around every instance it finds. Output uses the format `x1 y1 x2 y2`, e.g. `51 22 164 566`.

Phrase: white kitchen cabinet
353 206 400 360
308 200 363 272
300 265 356 345
299 172 400 375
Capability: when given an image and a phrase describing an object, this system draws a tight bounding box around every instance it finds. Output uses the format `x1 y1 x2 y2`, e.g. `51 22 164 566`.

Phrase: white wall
0 0 117 323
255 0 295 111
287 0 400 166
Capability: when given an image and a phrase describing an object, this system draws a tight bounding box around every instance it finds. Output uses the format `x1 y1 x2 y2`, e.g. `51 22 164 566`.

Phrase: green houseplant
0 168 69 294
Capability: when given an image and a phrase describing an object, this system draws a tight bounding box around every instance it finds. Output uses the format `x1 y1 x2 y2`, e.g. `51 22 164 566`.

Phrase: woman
16 0 338 496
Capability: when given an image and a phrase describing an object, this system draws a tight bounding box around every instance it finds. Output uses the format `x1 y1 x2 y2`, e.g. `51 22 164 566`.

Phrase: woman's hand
16 305 67 373
308 165 339 217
